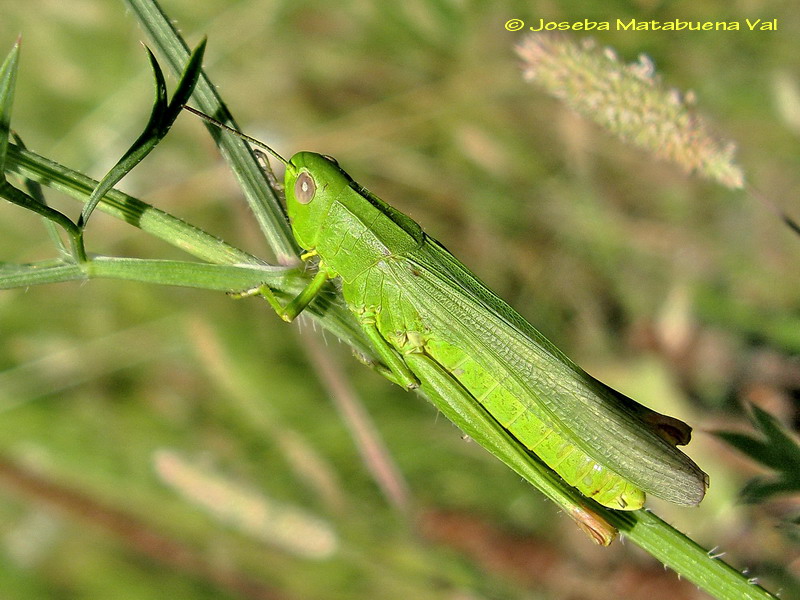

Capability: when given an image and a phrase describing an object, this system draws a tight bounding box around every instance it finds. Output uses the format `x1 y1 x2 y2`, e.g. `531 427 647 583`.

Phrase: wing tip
653 466 709 506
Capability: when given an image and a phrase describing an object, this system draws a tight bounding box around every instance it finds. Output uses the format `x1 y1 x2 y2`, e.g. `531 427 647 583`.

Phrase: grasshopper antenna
182 105 288 165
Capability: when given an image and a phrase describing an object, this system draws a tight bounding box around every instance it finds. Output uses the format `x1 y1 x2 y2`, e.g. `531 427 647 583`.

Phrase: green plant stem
6 143 258 266
0 258 292 291
607 510 773 599
124 0 298 264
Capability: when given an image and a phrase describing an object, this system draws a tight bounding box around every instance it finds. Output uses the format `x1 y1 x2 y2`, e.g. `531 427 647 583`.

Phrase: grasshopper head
284 152 350 251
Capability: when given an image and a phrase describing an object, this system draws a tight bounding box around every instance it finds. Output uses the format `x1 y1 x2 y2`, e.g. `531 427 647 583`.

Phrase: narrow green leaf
740 478 798 504
0 39 21 173
714 431 773 466
164 37 206 124
79 41 205 229
751 405 800 464
715 405 800 503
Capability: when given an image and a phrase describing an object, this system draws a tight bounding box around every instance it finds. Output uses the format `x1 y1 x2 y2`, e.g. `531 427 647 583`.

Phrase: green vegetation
1 1 798 598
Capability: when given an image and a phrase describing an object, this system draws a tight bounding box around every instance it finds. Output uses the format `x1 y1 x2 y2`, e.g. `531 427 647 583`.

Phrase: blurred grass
2 1 800 599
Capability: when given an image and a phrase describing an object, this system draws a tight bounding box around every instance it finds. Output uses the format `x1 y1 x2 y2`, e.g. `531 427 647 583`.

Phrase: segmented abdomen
424 337 645 510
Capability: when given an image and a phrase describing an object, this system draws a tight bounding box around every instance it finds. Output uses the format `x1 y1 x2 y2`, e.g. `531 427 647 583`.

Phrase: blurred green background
2 1 799 598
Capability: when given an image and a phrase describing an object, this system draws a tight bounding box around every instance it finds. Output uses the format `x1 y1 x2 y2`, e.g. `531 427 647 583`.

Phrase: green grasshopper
186 107 707 511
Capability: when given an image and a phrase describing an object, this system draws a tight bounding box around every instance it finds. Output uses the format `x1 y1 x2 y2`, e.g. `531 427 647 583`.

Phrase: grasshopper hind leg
357 309 420 390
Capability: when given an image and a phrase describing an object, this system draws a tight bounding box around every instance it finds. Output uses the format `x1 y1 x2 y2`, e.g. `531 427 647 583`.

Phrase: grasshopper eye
295 172 316 204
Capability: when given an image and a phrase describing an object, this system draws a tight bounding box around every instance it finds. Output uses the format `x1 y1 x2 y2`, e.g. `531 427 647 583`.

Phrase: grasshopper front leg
234 267 330 322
